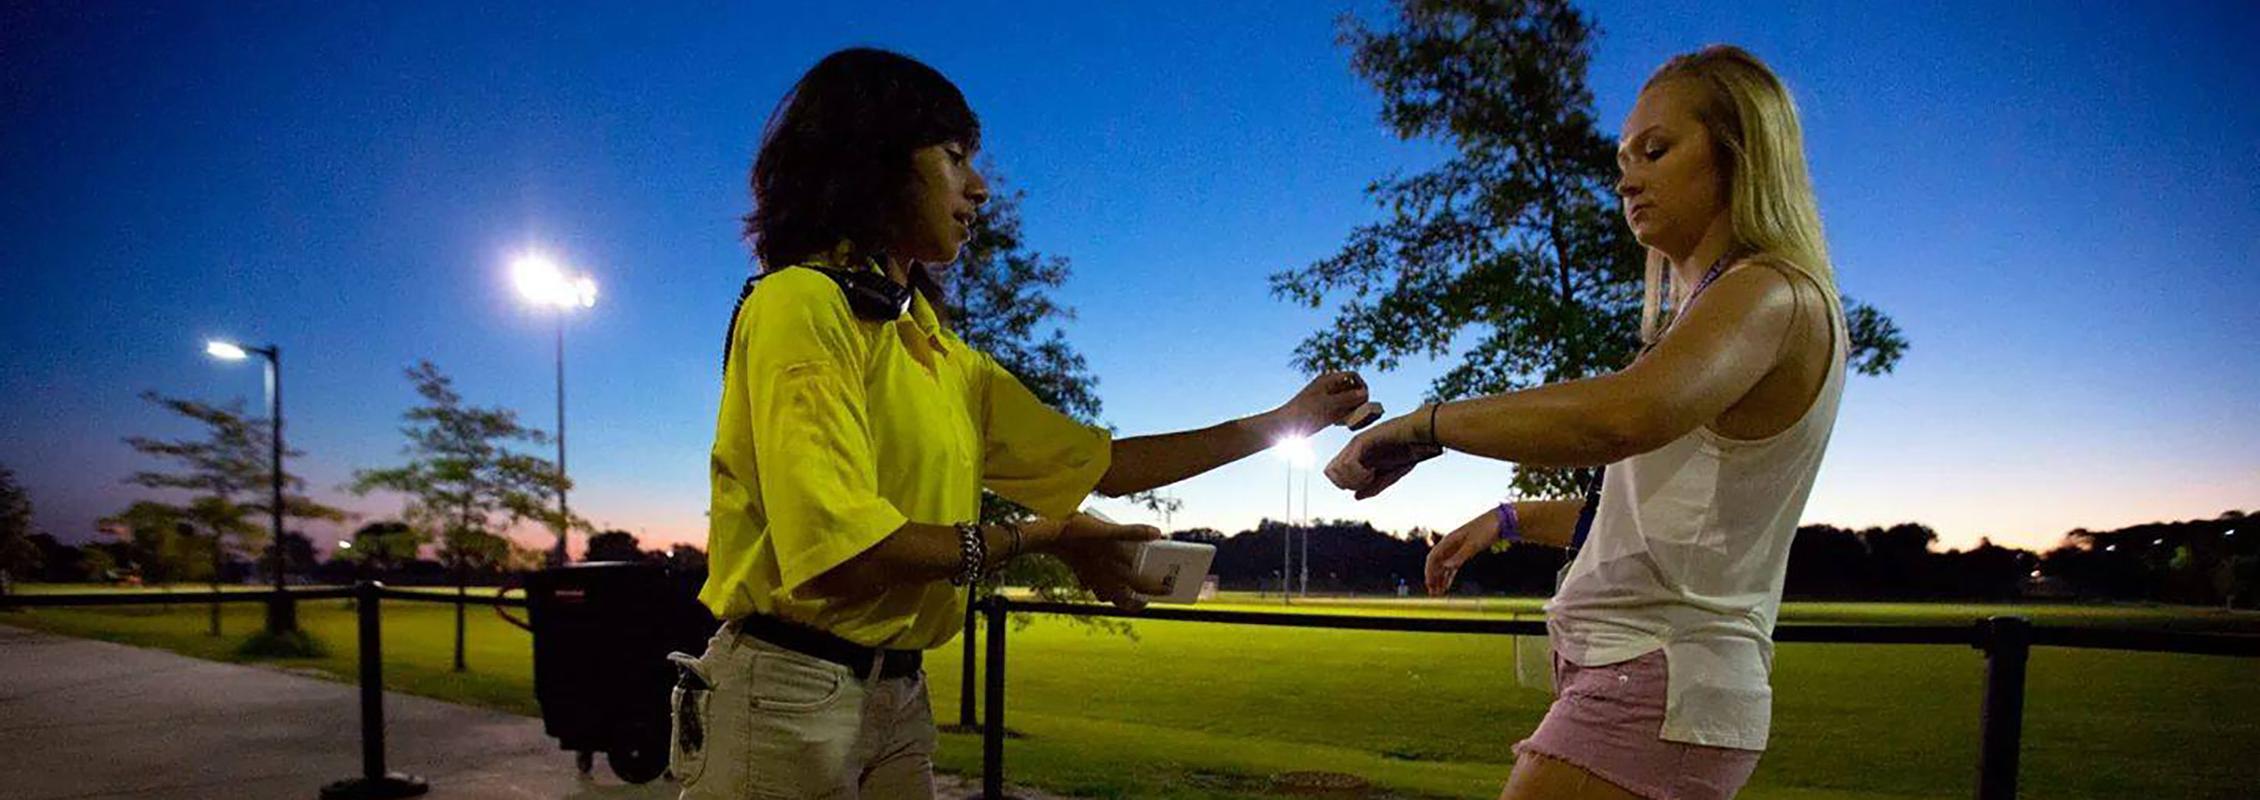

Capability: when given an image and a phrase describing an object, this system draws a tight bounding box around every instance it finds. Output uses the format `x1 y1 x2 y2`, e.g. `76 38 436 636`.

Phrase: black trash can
513 562 715 784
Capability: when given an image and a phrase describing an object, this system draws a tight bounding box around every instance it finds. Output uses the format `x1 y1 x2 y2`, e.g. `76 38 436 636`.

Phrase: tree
97 502 201 584
662 543 708 572
336 520 431 573
1786 524 1871 598
1861 523 1939 597
27 533 81 582
350 362 576 554
941 173 1100 425
930 171 1172 722
120 392 346 585
351 361 576 670
502 538 552 572
1173 528 1228 545
1271 0 1908 497
278 530 319 576
0 466 40 592
80 547 119 583
585 530 647 563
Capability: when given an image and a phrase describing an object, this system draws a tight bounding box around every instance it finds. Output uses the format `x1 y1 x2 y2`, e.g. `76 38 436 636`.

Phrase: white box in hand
1081 509 1216 604
1122 540 1216 604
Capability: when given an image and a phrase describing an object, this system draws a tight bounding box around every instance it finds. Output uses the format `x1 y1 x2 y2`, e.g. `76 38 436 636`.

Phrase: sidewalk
0 623 1058 799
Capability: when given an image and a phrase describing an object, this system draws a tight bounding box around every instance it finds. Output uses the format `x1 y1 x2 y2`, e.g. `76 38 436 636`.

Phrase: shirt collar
820 243 950 355
906 285 949 355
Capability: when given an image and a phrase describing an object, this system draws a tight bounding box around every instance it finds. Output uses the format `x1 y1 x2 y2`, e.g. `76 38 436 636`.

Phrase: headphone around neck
721 264 914 368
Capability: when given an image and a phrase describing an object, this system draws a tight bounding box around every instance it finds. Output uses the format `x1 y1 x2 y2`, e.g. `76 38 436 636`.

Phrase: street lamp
511 251 597 567
205 338 294 634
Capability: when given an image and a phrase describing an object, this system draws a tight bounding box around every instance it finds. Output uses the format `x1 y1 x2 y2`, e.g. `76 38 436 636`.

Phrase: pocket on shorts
667 651 714 787
749 648 847 713
1561 650 1669 715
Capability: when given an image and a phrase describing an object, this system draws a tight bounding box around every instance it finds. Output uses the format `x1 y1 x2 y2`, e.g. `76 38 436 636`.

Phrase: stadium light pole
205 339 295 634
1275 436 1314 605
1301 460 1311 597
512 251 598 567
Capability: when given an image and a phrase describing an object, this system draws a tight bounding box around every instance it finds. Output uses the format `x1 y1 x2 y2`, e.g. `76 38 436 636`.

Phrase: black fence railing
2 583 527 800
973 598 2260 800
8 587 2257 800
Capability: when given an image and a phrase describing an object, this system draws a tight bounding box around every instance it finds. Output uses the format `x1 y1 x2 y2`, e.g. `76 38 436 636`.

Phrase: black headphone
823 266 916 320
721 265 913 368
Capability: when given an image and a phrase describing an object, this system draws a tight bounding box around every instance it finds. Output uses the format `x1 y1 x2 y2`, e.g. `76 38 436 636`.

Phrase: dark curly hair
745 48 980 308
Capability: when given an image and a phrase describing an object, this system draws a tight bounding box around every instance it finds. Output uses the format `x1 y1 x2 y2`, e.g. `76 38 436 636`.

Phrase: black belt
734 613 921 681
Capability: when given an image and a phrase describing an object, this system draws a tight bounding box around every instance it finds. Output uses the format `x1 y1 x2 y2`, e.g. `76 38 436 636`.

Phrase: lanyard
1569 250 1742 569
1687 250 1737 305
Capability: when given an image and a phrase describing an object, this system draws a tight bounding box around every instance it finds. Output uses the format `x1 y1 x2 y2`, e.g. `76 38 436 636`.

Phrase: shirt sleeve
737 270 908 597
971 348 1115 518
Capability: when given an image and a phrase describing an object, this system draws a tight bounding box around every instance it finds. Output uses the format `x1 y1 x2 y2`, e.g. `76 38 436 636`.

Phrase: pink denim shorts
1512 649 1762 800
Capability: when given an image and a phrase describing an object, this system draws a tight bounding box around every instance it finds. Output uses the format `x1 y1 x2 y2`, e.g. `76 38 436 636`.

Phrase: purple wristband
1495 502 1522 545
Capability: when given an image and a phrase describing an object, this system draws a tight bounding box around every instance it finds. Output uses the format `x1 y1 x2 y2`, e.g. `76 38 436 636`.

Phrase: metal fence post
982 596 1008 799
1975 615 2031 800
320 582 429 799
960 582 979 728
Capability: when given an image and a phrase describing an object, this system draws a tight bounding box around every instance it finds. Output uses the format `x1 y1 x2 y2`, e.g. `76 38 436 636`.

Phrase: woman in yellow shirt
672 48 1370 799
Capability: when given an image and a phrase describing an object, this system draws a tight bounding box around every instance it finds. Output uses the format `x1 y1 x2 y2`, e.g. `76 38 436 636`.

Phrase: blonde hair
1638 45 1840 344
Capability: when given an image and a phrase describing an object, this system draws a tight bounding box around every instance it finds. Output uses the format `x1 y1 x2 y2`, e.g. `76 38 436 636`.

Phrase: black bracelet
1423 401 1442 448
949 522 986 586
1003 521 1024 562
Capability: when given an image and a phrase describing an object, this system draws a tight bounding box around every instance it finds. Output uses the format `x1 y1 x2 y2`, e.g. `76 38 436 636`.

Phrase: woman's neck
823 241 913 287
880 255 913 288
1666 216 1739 295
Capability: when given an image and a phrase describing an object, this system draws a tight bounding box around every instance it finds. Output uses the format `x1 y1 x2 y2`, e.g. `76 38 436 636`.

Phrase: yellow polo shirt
701 266 1112 649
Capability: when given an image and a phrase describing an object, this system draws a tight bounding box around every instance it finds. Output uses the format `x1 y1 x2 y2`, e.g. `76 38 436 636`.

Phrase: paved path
0 624 1054 799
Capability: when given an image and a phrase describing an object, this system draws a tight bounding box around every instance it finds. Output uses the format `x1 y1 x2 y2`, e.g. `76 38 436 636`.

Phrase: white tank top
1544 281 1848 751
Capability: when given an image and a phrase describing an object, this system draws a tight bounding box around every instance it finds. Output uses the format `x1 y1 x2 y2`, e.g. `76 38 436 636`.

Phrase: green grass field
7 585 2256 799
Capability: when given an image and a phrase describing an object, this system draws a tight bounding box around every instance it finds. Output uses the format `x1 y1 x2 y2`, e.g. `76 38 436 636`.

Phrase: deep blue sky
4 1 2255 556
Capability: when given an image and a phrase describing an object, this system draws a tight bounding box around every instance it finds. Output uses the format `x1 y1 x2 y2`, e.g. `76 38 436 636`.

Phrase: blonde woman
1327 46 1847 800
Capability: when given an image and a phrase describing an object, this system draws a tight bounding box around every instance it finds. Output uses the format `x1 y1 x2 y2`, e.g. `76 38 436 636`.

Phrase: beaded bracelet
949 521 986 586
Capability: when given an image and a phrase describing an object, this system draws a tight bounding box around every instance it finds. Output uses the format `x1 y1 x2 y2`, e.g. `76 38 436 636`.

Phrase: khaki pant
671 624 937 799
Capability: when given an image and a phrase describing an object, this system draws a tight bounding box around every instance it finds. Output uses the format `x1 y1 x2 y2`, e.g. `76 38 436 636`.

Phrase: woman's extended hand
1271 371 1371 437
1014 514 1166 609
1054 539 1171 610
1424 510 1501 596
1054 513 1162 547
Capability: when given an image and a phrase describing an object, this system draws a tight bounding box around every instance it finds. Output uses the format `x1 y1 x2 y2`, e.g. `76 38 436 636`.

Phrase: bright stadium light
512 252 567 307
508 248 600 566
1274 435 1315 469
512 251 600 310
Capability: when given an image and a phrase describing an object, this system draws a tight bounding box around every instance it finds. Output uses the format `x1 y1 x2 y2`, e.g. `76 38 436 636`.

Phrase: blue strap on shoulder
1570 466 1603 550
